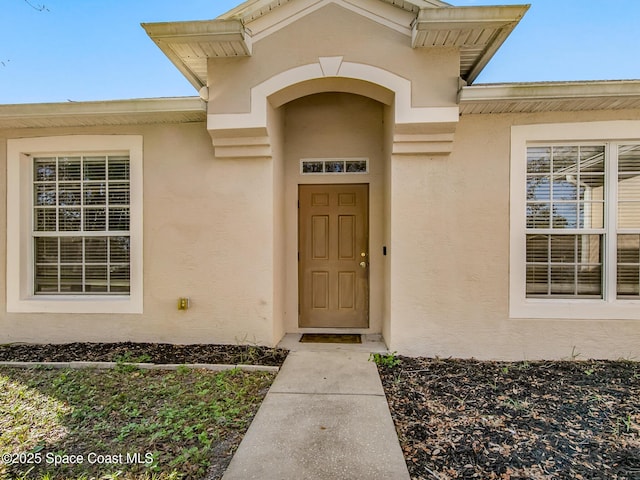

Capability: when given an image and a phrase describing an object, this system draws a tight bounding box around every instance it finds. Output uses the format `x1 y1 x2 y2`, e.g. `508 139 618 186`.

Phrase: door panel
312 216 329 259
338 271 355 309
312 272 329 309
299 184 369 328
338 215 355 260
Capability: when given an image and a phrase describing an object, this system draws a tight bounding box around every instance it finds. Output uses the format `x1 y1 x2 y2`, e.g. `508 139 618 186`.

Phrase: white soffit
0 97 207 129
412 5 529 84
142 19 252 90
459 80 640 114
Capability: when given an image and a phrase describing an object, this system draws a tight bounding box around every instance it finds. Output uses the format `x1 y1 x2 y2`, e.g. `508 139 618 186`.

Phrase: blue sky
1 0 639 104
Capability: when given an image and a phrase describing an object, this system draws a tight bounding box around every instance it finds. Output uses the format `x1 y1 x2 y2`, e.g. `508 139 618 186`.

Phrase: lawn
0 365 275 480
377 356 640 480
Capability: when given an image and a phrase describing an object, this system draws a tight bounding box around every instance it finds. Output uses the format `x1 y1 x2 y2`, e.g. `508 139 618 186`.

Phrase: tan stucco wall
3 1 638 359
0 122 276 345
382 103 394 345
269 103 287 345
2 106 639 359
207 3 459 115
389 108 640 360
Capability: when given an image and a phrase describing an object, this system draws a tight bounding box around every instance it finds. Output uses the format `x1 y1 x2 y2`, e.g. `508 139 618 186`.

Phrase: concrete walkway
222 340 411 480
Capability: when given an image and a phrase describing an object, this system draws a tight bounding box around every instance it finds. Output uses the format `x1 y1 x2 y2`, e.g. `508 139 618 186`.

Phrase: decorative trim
210 134 272 160
319 56 344 77
392 133 455 156
207 60 459 152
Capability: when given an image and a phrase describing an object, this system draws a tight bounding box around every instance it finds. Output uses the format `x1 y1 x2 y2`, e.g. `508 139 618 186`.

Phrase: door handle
359 261 367 269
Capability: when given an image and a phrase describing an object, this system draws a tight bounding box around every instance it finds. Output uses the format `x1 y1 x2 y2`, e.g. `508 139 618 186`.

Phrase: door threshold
277 333 387 352
299 333 362 344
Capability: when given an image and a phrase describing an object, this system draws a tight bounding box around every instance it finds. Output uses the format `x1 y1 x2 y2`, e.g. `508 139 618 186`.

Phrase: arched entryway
206 61 458 344
278 91 390 334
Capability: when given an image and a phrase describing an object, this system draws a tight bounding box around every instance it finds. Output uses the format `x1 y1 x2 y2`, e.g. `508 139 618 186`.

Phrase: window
33 155 131 295
617 145 640 298
510 122 640 319
301 158 368 174
7 136 143 313
525 145 605 298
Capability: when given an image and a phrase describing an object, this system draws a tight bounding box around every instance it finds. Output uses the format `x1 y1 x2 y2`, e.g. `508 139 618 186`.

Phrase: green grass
0 366 275 479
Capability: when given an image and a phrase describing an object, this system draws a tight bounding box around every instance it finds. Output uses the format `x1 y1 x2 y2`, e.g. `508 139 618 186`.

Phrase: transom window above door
300 158 368 175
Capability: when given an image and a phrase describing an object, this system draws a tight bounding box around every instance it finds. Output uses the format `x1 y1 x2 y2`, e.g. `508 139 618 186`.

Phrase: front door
298 184 369 328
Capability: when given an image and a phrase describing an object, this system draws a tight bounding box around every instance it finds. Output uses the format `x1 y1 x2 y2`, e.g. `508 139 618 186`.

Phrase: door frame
297 183 370 329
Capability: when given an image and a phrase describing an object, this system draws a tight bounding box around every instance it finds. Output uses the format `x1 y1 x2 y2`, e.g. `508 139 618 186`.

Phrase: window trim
510 121 640 320
7 135 143 313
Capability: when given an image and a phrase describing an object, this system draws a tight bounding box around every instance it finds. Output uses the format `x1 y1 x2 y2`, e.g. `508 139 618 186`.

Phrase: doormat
299 334 362 344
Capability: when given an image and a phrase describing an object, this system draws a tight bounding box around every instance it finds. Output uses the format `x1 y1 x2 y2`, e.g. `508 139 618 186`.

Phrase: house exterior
1 0 639 360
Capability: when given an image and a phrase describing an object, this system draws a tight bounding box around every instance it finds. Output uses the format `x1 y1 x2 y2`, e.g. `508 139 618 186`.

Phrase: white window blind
617 145 640 298
525 143 640 300
525 145 605 298
33 155 130 294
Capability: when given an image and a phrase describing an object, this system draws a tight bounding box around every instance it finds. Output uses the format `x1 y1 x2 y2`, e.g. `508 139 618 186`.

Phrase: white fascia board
413 4 529 84
460 80 640 103
218 0 450 22
244 0 414 42
0 97 206 127
218 0 284 20
405 0 452 8
142 19 251 90
414 4 529 29
142 19 248 41
0 97 205 115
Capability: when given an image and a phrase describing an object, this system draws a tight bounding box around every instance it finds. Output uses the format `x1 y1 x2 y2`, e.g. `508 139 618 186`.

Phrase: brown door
299 184 369 328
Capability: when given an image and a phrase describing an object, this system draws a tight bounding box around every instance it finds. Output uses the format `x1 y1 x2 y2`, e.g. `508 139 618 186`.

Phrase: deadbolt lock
360 252 367 257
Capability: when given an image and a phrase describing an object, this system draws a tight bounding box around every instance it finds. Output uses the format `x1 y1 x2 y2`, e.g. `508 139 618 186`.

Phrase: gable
219 0 428 40
219 0 452 23
142 0 528 90
207 2 461 114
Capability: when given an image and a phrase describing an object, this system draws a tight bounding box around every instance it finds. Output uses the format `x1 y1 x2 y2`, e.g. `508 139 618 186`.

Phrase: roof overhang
143 1 529 92
142 20 252 90
459 80 640 114
412 5 529 84
0 97 207 129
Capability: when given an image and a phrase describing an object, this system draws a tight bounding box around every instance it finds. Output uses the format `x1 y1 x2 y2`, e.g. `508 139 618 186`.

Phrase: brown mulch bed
0 342 288 366
378 357 640 480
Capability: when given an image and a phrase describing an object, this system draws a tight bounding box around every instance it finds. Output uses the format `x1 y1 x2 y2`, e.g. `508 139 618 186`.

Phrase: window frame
510 121 640 320
300 158 369 175
524 143 606 299
7 135 143 313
